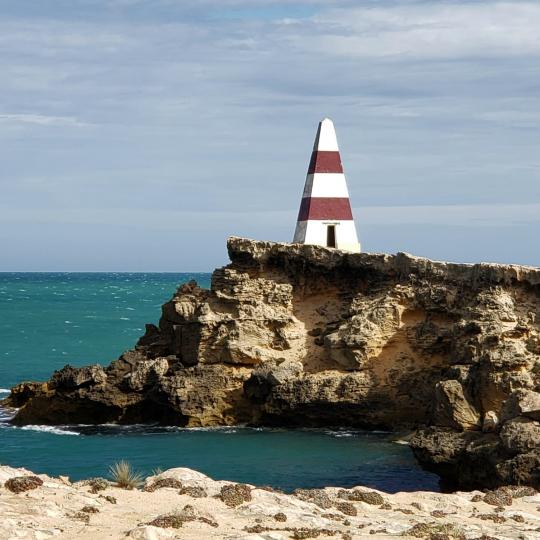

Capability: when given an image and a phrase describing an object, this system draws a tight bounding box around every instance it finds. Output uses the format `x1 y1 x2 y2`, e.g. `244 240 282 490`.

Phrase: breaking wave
20 425 81 436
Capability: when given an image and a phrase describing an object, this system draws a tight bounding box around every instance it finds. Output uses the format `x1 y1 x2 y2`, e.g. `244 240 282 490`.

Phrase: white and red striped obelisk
293 118 361 252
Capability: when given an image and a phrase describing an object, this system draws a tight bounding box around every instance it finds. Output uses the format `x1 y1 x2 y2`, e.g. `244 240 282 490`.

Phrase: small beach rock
335 502 357 516
339 489 384 505
512 485 537 497
85 477 109 493
482 411 499 432
148 504 218 529
128 525 177 539
220 484 252 507
179 485 207 497
405 522 466 538
5 475 43 493
147 515 182 529
294 489 334 509
81 504 100 513
70 511 91 523
144 467 217 494
483 489 513 507
144 477 183 492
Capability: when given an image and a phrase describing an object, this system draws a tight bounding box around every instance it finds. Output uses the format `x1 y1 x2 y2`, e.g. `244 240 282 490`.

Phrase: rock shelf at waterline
3 236 540 491
0 464 538 540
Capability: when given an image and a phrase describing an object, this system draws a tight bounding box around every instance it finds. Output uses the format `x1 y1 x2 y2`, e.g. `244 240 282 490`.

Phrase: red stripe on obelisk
297 197 353 221
308 151 343 174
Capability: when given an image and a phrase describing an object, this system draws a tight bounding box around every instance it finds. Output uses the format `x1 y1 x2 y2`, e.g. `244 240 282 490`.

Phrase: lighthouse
293 118 361 252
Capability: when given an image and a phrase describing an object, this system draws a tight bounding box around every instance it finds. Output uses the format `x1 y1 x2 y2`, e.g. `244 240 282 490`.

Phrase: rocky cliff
3 237 540 490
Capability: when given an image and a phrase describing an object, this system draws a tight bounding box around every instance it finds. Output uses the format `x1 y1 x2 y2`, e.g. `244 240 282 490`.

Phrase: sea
0 272 440 492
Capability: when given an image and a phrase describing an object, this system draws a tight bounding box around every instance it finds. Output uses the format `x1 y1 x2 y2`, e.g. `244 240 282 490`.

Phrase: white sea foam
0 388 11 393
393 439 410 446
20 425 80 436
90 424 240 434
0 406 18 423
183 426 238 433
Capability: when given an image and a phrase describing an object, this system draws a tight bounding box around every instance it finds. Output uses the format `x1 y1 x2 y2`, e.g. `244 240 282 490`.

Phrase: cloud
298 2 540 59
0 114 91 127
357 203 540 227
0 0 539 269
2 202 538 230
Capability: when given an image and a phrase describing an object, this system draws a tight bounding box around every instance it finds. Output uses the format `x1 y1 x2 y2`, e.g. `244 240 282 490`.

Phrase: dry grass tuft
108 460 143 490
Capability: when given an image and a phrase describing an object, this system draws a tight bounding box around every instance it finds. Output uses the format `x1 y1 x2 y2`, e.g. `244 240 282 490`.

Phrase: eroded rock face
3 237 540 488
500 417 540 454
433 380 481 430
50 364 107 389
126 358 170 392
502 389 540 422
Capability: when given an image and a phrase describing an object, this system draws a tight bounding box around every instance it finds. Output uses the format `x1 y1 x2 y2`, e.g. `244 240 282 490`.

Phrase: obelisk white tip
313 117 339 152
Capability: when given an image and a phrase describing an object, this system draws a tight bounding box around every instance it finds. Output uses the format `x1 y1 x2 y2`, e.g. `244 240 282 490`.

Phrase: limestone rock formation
3 237 540 489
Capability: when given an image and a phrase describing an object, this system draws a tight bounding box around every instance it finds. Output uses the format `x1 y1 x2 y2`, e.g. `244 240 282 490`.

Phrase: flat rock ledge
1 464 539 540
3 237 540 490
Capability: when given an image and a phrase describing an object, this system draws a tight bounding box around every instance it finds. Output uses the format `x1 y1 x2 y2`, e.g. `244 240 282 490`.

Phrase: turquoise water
0 273 440 492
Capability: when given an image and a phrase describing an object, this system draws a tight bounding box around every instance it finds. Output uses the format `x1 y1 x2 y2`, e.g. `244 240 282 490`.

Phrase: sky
1 0 539 271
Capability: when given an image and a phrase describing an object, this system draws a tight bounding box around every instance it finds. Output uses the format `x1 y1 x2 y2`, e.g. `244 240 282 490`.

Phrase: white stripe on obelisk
302 173 350 198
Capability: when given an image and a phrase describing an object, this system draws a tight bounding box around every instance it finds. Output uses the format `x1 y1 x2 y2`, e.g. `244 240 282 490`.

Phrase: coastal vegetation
108 460 144 490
